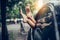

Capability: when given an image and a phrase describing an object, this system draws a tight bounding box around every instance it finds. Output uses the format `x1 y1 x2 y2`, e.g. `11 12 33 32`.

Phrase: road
7 23 30 40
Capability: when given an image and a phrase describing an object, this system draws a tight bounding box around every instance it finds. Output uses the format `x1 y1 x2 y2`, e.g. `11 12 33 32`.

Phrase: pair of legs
27 25 56 40
42 25 56 40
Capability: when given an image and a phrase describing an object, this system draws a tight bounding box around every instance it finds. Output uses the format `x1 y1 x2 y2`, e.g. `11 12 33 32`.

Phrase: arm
20 9 27 22
37 17 46 23
27 13 36 24
27 19 35 27
37 14 52 23
41 22 52 28
20 9 35 27
37 16 52 28
28 16 36 23
20 9 27 19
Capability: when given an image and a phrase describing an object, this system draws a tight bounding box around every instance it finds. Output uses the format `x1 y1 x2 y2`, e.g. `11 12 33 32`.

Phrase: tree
6 0 37 19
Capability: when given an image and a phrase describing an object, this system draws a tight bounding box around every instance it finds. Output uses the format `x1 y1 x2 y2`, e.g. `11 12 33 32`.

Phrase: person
34 3 56 40
20 3 56 40
20 3 50 29
20 4 36 27
20 3 42 40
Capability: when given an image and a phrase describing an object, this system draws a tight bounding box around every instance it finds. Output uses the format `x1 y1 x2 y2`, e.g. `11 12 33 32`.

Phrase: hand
37 17 46 23
41 22 52 28
36 23 42 26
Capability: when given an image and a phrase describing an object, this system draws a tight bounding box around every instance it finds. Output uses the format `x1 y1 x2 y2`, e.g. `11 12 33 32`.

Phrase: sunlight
36 0 44 11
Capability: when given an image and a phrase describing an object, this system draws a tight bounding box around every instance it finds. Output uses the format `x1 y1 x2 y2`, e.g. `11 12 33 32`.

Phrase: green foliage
6 0 36 19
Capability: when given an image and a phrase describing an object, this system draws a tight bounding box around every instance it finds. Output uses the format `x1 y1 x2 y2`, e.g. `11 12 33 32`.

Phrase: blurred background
1 0 60 40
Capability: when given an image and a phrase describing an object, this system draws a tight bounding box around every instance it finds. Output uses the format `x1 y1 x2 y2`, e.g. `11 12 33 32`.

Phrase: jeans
27 25 56 40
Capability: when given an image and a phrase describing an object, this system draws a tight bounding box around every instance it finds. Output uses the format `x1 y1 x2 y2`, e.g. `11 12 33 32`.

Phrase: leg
27 28 31 40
